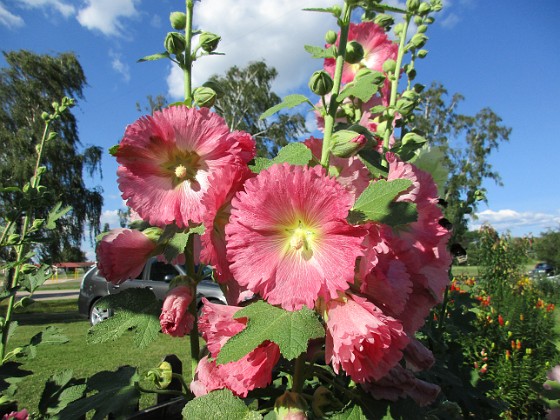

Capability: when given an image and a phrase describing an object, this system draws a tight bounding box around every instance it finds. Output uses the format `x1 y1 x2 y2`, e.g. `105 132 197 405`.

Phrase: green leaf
59 366 140 420
349 179 417 226
260 94 311 120
21 264 51 293
357 148 387 178
303 45 337 59
182 389 262 420
217 301 325 364
391 132 427 161
39 369 86 416
46 202 72 229
331 404 368 419
409 145 448 197
137 52 170 62
87 289 161 349
158 224 205 263
339 69 384 102
30 326 69 346
249 143 312 174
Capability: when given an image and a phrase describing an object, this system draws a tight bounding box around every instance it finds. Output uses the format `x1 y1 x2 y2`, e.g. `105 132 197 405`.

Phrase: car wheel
89 301 113 326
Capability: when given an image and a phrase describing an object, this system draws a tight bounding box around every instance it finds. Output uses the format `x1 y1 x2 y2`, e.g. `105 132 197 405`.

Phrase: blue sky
1 0 560 259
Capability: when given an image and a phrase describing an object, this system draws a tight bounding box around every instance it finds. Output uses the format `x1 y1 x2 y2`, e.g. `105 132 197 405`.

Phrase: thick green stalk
383 15 411 151
320 2 352 168
184 0 194 104
1 121 50 361
291 354 307 394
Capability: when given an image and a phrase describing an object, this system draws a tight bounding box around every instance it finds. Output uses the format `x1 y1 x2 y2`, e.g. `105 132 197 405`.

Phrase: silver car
78 257 227 325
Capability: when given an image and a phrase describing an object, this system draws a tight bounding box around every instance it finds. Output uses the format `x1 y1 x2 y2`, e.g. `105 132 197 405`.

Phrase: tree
534 227 560 269
208 61 308 157
412 82 511 245
0 50 103 263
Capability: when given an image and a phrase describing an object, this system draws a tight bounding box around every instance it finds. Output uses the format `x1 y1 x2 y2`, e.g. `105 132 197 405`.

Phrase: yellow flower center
285 222 316 261
174 164 188 179
162 150 202 187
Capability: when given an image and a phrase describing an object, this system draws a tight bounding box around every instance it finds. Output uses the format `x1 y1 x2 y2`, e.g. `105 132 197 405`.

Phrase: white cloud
100 209 121 229
76 0 140 37
20 0 75 18
440 12 460 29
470 209 560 236
110 50 131 82
166 0 333 99
0 3 24 28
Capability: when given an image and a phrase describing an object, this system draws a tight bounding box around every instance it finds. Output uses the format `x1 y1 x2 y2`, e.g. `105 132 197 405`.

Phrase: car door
142 259 183 301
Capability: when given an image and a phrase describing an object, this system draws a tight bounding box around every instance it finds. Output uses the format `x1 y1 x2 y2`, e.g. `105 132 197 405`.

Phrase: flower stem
320 2 352 169
291 354 307 394
383 14 411 152
184 0 194 104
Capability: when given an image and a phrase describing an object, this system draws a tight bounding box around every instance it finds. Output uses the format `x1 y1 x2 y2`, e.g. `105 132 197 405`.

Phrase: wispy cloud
0 3 24 29
110 50 131 82
76 0 140 37
19 0 75 18
470 209 560 236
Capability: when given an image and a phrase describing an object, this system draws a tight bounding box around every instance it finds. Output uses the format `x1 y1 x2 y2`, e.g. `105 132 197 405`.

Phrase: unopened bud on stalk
274 391 308 420
418 2 431 15
169 12 186 30
193 86 217 108
382 59 397 74
199 32 221 53
331 133 367 158
308 70 334 96
417 49 428 58
406 0 420 11
374 13 394 29
325 30 337 45
345 41 364 64
164 32 186 55
202 80 225 99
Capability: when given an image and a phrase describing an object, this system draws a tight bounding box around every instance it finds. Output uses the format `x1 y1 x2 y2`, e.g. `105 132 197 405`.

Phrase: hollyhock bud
331 133 367 158
325 30 337 44
159 285 195 337
345 41 364 64
97 228 157 284
382 59 397 74
406 0 420 11
199 32 221 53
193 86 217 108
169 11 186 30
308 70 334 96
164 32 186 55
274 392 308 420
418 2 431 15
202 80 225 98
146 361 173 389
374 13 394 30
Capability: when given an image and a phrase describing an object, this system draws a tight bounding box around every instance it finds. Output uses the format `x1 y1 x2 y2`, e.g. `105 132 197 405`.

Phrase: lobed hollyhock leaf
304 44 337 59
249 143 312 173
87 289 161 349
217 301 324 364
182 389 262 419
260 94 311 120
46 202 72 229
349 179 417 226
339 69 384 102
59 366 140 420
21 263 50 293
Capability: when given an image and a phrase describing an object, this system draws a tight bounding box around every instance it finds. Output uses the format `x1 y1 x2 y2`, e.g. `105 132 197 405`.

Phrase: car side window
149 261 180 282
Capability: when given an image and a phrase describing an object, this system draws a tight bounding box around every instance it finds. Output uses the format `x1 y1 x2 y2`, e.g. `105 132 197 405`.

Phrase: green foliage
208 61 308 157
87 289 161 349
182 389 262 419
249 143 313 173
38 369 86 416
348 179 417 226
217 301 325 364
534 227 560 269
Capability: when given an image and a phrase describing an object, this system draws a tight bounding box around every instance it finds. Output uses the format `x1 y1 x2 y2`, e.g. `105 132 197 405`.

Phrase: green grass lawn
6 299 192 417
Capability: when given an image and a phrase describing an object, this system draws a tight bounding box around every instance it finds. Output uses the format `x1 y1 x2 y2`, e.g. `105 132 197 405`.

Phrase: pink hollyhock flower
324 22 397 85
363 365 440 407
303 137 370 202
200 165 253 284
159 285 195 337
231 130 257 163
2 409 28 420
324 294 408 383
116 106 250 227
226 163 367 311
191 299 280 397
97 228 156 284
404 338 435 372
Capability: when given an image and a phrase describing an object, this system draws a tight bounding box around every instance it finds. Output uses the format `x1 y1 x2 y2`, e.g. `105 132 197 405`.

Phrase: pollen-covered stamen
175 164 188 179
286 223 316 261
